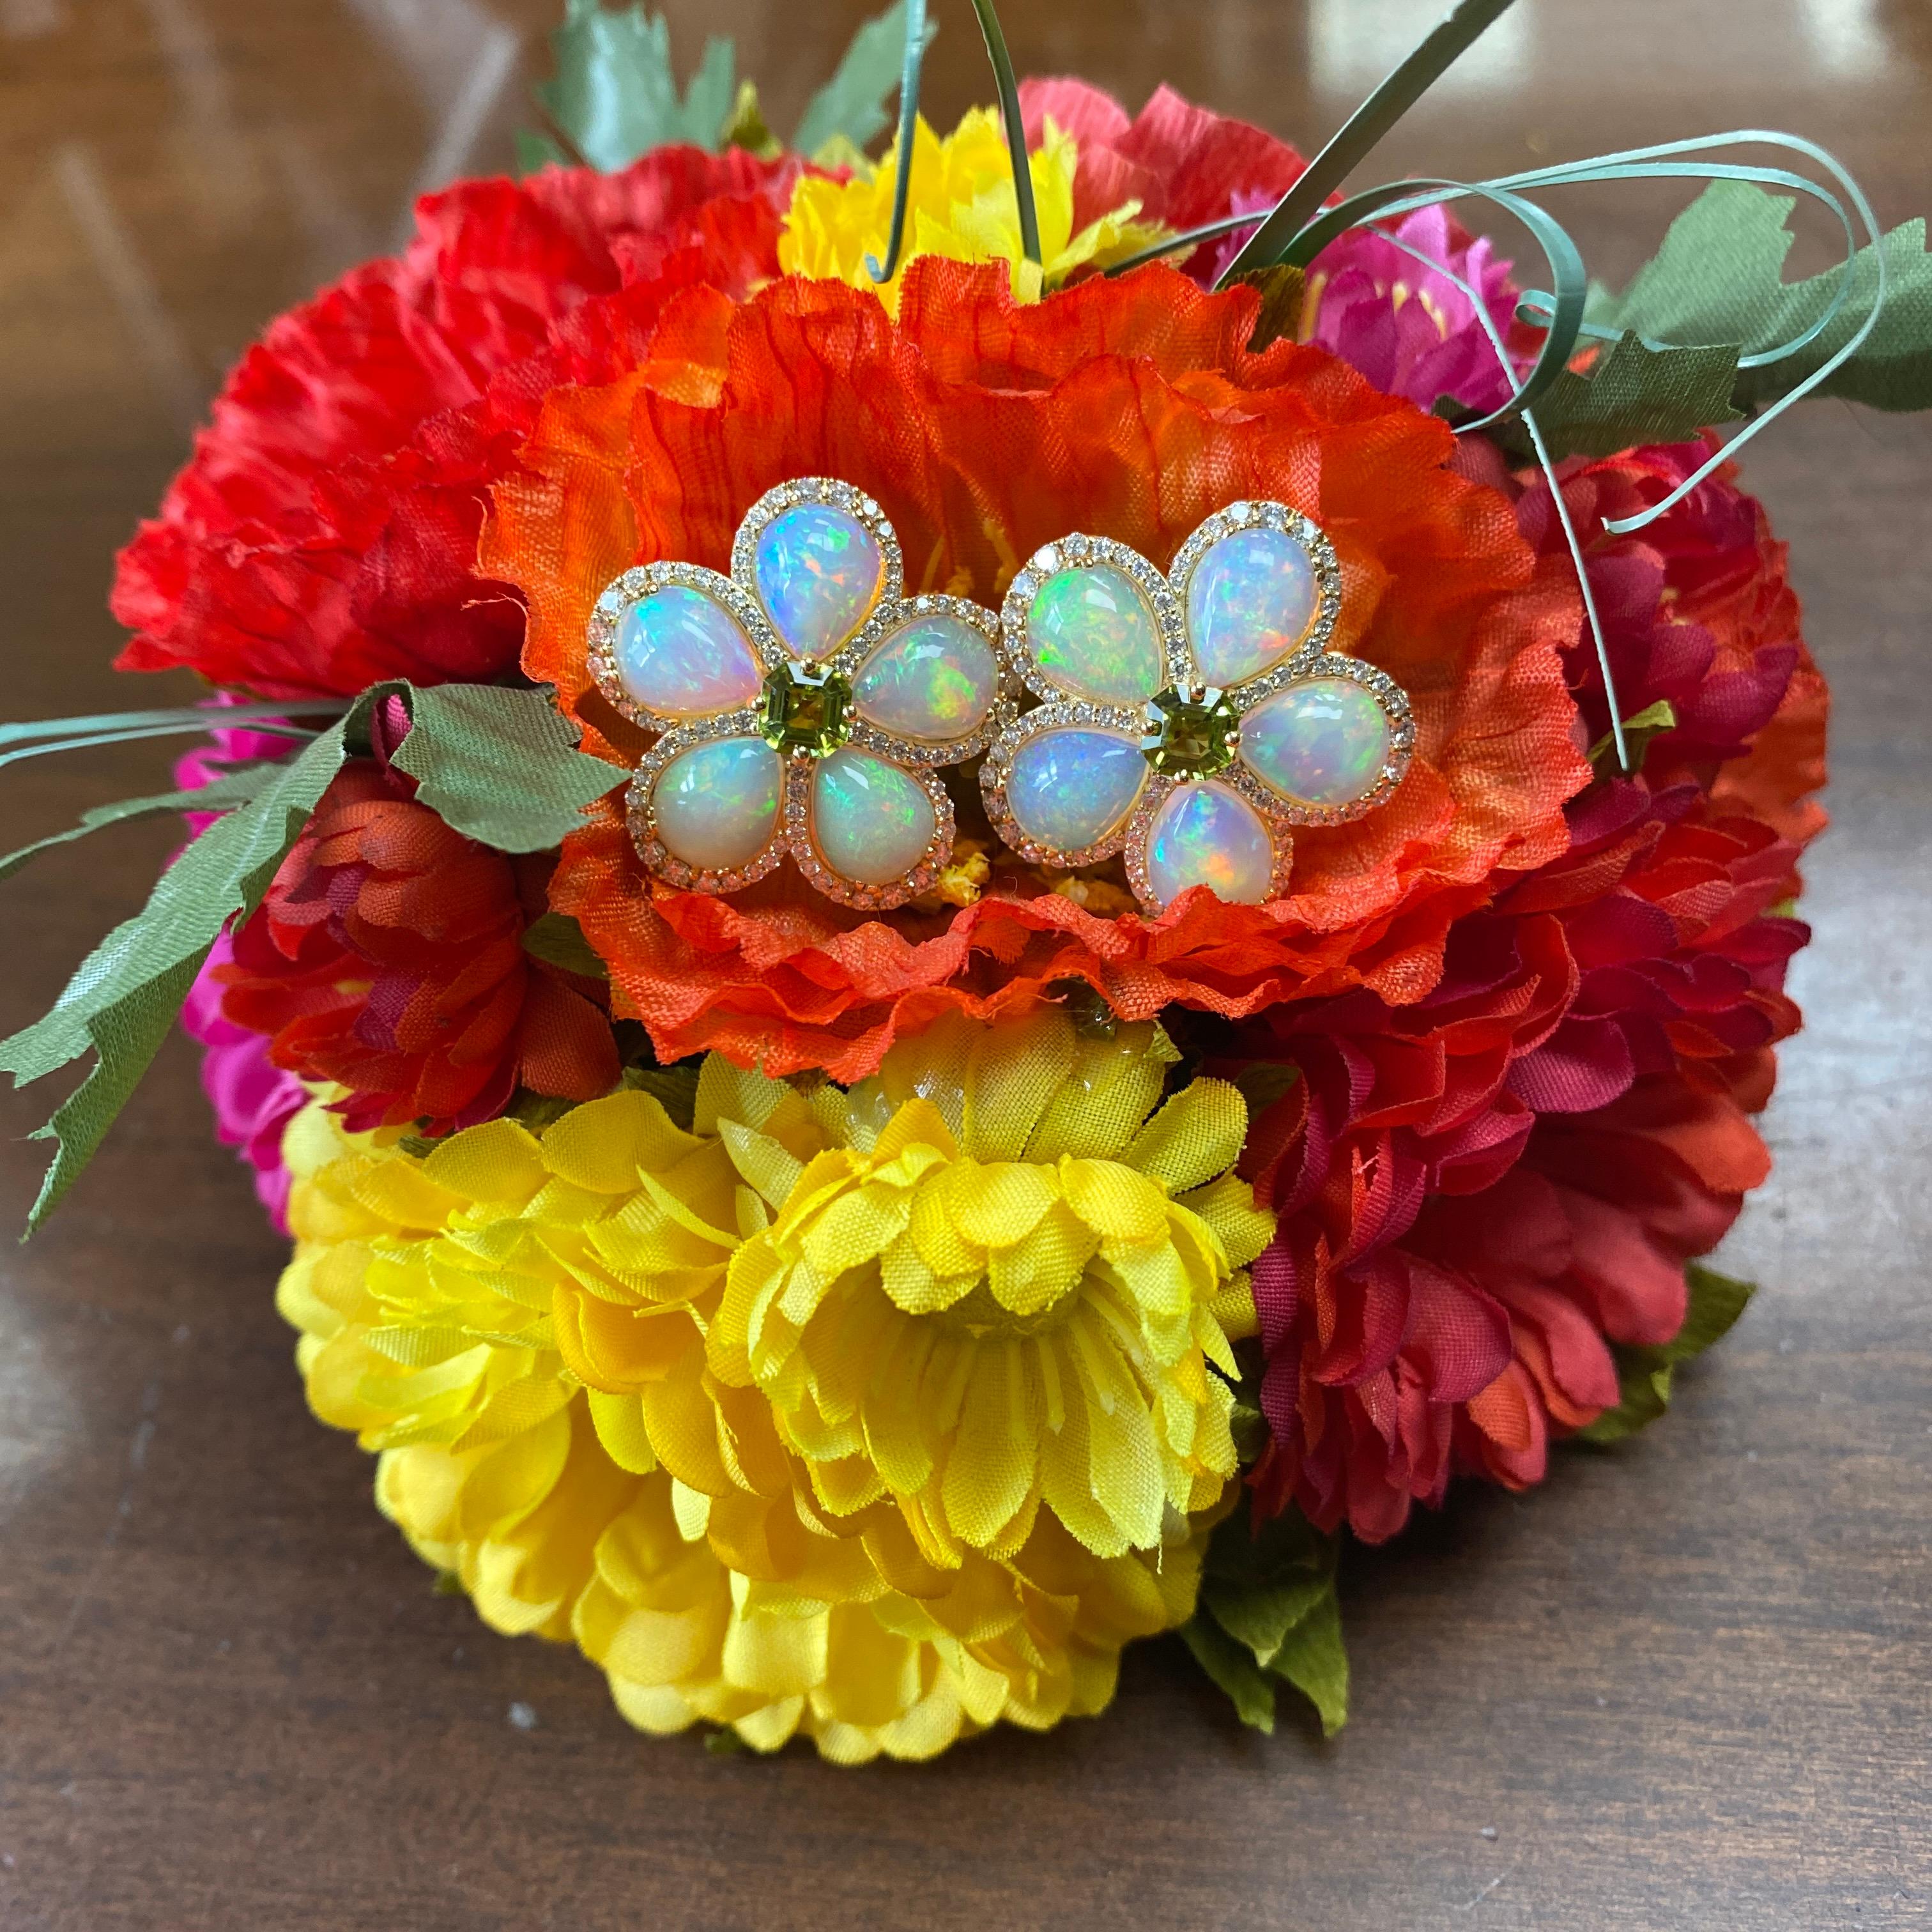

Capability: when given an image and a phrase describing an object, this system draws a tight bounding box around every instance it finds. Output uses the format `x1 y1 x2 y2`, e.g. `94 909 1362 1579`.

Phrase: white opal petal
651 737 783 871
1144 783 1275 907
1185 526 1318 688
1242 678 1392 807
854 615 999 742
1025 564 1163 703
1005 729 1146 852
753 504 884 658
615 585 763 717
811 749 937 885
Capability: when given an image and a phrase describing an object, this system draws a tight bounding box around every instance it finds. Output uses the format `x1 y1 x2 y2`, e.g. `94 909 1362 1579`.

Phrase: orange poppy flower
484 257 1588 1079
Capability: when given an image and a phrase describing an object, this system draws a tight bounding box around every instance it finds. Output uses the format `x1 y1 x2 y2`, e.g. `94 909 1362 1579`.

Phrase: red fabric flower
1517 440 1828 849
1016 77 1307 284
488 257 1587 1081
1221 774 1813 1542
112 149 796 698
218 760 619 1134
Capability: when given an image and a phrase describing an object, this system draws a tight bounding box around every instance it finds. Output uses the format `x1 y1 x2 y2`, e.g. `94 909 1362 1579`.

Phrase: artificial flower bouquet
6 0 1928 1762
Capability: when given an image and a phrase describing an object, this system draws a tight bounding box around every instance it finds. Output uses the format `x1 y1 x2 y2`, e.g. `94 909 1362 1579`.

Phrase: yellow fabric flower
779 109 1169 314
273 1011 1271 1758
708 1012 1274 1563
574 1473 1213 1763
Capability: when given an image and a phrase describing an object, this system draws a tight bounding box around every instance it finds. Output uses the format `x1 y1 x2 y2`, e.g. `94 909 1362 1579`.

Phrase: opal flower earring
982 502 1413 912
588 480 1009 909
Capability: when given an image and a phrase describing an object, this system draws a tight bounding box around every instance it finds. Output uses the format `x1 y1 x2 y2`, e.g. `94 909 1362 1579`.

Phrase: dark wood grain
1 4 1927 1928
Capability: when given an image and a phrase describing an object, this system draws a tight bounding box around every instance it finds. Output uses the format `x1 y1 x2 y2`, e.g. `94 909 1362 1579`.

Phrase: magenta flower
176 702 310 1232
1300 203 1523 417
180 930 307 1234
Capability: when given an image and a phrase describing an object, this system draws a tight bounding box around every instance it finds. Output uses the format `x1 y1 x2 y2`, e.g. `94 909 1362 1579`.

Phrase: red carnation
112 148 797 698
218 760 619 1135
1221 775 1810 1541
1017 77 1307 284
1518 441 1827 845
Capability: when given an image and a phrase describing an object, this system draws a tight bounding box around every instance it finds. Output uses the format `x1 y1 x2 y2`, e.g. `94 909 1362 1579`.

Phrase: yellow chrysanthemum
709 1012 1274 1563
274 1011 1270 1758
574 1472 1212 1763
779 109 1169 314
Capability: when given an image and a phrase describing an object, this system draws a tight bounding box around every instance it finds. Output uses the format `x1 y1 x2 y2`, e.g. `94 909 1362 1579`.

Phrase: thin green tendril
1372 227 1631 775
864 0 930 284
0 701 348 770
1215 0 1520 288
1119 131 1887 543
967 0 1042 268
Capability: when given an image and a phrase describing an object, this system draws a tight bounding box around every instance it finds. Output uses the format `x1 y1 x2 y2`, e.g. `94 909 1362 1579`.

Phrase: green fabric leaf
1269 1584 1349 1738
1186 1506 1350 1736
719 80 781 160
0 724 354 1232
1180 1614 1277 1733
0 679 616 1231
1230 1060 1301 1122
390 684 620 853
1586 699 1677 777
620 1061 701 1129
793 1 930 162
1597 179 1932 414
1673 1261 1756 1356
1201 1512 1334 1667
521 911 610 979
0 764 278 884
534 0 735 169
1524 331 1743 463
1230 263 1306 353
514 128 571 174
1577 1261 1757 1444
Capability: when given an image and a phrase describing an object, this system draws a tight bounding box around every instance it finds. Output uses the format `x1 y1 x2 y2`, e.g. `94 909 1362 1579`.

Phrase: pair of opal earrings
586 478 1413 915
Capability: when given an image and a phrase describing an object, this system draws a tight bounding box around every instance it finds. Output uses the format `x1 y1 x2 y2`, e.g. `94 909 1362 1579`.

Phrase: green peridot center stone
1142 686 1240 778
760 659 853 755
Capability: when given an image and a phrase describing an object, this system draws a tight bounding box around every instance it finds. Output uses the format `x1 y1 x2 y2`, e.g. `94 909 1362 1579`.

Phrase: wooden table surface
1 3 1928 1927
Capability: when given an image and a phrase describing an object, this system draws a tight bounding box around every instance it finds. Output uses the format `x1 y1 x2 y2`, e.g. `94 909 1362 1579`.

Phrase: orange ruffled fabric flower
220 759 620 1133
486 258 1588 1080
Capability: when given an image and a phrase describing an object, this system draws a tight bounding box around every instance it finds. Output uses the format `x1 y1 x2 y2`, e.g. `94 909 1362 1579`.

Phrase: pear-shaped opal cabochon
1025 564 1163 704
651 737 783 871
853 615 999 742
1144 782 1275 906
1242 678 1392 808
1005 729 1146 852
1184 525 1319 689
811 748 937 885
615 586 763 717
753 504 885 659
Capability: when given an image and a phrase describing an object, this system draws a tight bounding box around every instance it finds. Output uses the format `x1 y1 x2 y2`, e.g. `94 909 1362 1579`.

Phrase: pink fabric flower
181 930 307 1234
1300 204 1523 417
175 702 309 1231
1017 78 1523 415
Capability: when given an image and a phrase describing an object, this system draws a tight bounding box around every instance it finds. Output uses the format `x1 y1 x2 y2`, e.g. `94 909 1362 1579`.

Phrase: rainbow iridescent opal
1184 526 1318 688
854 615 999 741
1006 728 1146 852
651 737 782 871
1144 783 1275 907
1027 565 1163 703
753 504 884 657
812 748 935 885
615 585 762 717
1243 678 1392 807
